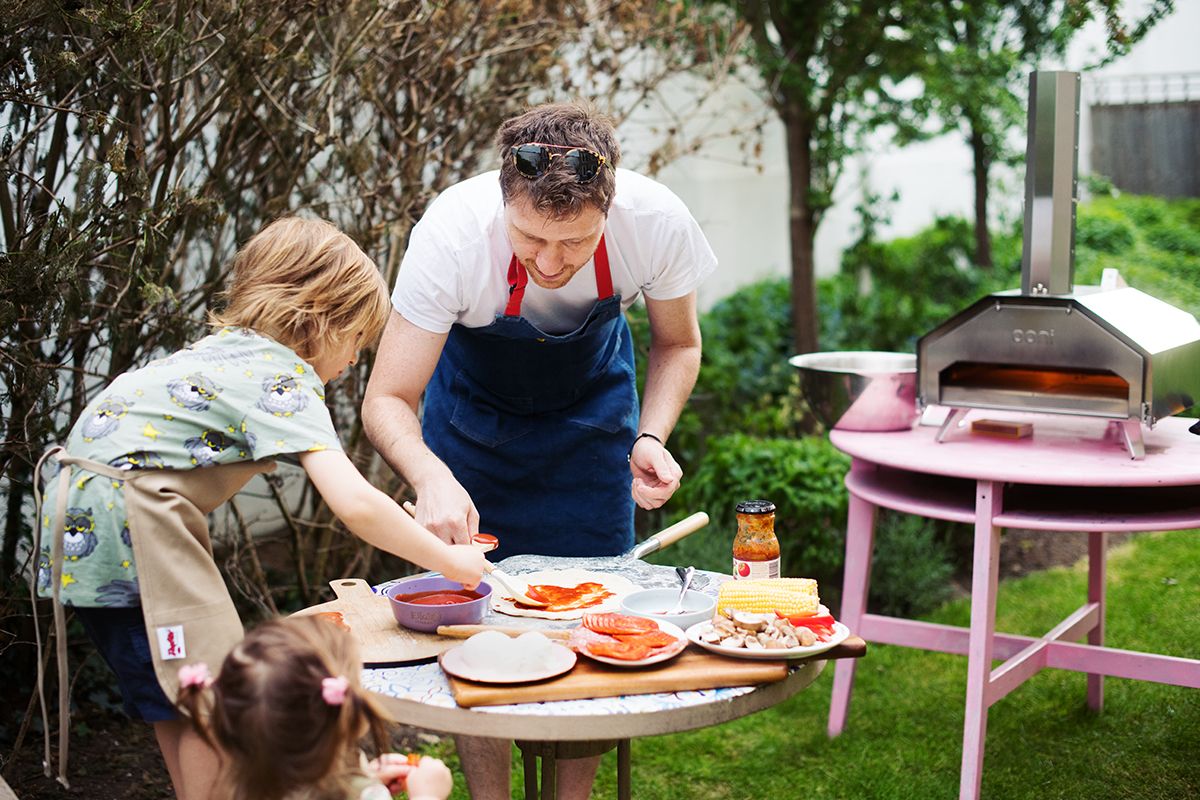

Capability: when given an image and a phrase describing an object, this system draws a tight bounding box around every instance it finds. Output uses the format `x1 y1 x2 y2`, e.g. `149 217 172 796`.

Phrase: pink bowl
383 577 492 632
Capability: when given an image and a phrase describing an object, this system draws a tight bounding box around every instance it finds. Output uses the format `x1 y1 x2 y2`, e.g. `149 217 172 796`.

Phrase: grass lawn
436 531 1199 799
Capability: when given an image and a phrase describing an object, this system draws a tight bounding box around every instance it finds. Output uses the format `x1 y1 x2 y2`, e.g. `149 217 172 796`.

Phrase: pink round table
826 412 1200 800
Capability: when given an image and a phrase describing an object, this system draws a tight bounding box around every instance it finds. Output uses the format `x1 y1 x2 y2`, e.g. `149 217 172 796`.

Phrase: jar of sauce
732 500 780 580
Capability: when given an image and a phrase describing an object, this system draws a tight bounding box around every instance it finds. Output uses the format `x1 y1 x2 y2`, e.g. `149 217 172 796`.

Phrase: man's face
504 196 606 290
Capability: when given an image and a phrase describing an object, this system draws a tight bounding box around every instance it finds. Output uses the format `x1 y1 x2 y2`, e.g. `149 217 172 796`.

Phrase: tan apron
32 446 276 787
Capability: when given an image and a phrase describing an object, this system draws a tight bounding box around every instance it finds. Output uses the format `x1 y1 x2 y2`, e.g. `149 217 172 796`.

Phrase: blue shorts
73 606 178 722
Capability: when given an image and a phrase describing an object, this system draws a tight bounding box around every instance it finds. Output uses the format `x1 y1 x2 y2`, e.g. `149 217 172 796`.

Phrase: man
363 102 715 798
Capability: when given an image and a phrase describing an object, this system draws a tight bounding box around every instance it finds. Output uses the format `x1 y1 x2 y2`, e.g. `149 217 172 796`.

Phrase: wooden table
826 412 1200 799
361 566 846 800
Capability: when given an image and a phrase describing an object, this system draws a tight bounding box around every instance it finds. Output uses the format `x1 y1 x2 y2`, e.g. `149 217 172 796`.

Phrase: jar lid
735 500 776 514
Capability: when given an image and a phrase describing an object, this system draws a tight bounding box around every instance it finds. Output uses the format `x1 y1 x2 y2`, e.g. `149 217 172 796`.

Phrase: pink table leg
828 460 878 738
1087 531 1107 712
960 480 1002 800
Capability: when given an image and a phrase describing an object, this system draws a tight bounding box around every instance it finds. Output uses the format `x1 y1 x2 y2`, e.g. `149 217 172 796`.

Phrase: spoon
484 564 550 608
666 566 696 615
400 500 547 607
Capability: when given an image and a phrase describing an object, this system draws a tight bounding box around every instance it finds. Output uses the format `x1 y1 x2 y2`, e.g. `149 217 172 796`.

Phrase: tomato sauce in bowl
392 589 485 606
384 577 493 631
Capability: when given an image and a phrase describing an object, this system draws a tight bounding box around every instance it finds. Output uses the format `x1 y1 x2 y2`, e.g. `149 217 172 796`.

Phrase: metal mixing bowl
789 351 920 432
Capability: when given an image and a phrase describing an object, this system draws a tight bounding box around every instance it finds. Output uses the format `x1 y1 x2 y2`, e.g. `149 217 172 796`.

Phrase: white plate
685 620 851 660
575 619 688 668
439 642 577 684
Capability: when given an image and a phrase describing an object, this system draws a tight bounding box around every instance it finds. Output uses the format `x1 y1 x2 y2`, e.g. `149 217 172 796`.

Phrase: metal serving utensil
665 566 696 615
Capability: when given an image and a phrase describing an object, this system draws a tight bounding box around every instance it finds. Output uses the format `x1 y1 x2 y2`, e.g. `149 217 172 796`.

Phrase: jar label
732 557 780 580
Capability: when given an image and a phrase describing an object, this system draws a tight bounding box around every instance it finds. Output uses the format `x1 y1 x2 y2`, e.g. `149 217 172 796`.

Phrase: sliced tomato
582 612 657 636
586 639 653 661
614 629 677 648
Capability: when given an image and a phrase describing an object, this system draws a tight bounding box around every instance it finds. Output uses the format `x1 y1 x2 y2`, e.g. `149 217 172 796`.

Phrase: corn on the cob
716 578 820 616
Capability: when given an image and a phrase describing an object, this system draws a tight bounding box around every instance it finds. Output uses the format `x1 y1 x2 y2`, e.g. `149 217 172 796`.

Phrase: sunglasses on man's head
510 142 611 184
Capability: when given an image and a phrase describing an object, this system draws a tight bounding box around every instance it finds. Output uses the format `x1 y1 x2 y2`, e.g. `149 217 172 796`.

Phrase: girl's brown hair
210 217 390 363
178 616 392 800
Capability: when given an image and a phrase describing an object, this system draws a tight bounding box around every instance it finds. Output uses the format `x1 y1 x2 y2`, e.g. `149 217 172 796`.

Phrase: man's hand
414 478 480 545
629 436 683 509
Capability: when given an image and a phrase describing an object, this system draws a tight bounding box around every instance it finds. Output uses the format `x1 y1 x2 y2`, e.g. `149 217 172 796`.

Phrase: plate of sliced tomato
568 612 688 668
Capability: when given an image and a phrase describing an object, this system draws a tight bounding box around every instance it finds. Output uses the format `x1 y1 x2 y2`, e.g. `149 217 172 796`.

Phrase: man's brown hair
496 101 621 219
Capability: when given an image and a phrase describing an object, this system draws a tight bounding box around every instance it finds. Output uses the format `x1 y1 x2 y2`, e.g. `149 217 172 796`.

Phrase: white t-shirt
392 169 717 335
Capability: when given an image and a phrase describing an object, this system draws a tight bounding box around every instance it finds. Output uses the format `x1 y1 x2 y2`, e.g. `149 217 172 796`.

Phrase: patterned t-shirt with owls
36 327 343 607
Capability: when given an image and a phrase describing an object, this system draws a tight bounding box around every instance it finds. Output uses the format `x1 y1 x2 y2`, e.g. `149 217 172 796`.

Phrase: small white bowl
620 588 717 631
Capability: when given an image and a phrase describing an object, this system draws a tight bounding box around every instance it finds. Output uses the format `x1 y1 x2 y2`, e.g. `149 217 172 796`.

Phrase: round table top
363 659 823 741
362 565 824 742
830 412 1200 487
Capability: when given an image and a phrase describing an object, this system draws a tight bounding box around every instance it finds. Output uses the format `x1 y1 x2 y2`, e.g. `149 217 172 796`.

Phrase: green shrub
661 434 850 587
656 433 956 617
869 512 957 617
1075 210 1136 253
819 216 1021 353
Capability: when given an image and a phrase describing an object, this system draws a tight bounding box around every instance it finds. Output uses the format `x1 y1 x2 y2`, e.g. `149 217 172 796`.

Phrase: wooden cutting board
291 579 454 665
443 637 866 708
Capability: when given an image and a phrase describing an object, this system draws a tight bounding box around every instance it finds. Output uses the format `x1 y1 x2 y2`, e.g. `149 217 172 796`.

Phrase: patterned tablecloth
361 560 744 718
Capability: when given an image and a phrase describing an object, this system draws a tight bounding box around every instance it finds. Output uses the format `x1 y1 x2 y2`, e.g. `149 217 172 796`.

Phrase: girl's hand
441 544 488 591
367 752 417 788
404 757 453 800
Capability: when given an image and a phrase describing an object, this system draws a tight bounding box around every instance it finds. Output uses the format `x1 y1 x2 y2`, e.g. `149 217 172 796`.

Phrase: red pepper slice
777 611 836 627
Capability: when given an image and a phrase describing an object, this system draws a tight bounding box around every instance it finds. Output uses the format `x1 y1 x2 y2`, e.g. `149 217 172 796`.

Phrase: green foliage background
643 193 1200 618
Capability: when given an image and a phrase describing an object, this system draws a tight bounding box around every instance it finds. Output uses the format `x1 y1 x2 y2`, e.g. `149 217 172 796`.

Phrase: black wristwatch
626 432 664 462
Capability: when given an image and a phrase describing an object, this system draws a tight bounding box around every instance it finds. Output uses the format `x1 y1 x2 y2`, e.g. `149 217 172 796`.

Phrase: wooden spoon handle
437 624 570 640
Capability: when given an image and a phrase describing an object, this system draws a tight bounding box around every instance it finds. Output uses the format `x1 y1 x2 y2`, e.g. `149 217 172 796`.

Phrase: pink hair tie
321 675 350 706
178 662 213 689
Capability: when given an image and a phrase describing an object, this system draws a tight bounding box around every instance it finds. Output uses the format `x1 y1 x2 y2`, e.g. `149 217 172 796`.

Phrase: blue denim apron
422 236 637 560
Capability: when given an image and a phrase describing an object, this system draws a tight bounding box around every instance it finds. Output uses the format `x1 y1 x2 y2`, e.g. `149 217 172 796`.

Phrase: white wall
629 0 1200 310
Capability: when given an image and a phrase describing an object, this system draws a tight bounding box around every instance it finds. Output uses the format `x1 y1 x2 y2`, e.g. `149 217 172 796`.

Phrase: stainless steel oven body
917 72 1200 458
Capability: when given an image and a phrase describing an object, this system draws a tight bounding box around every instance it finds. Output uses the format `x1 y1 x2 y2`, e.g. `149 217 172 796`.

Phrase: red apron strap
504 234 612 317
593 235 613 300
504 253 529 317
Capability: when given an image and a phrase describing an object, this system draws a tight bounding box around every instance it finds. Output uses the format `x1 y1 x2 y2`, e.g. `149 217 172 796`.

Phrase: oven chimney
1021 71 1080 296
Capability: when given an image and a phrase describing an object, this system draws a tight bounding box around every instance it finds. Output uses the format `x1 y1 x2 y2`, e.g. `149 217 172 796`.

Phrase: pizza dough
489 567 641 620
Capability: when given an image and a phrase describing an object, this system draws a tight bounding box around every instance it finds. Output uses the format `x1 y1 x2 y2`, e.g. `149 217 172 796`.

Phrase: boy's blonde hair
211 217 390 362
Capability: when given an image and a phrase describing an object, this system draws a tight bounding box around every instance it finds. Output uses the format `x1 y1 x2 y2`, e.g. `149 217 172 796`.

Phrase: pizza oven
917 71 1200 459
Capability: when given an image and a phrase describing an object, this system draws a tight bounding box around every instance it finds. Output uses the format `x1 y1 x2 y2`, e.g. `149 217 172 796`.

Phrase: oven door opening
939 362 1132 416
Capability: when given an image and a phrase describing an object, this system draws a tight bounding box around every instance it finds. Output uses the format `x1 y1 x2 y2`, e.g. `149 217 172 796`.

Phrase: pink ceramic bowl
383 577 492 632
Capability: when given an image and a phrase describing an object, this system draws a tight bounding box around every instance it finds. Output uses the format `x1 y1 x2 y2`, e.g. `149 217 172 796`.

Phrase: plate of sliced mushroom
685 609 850 660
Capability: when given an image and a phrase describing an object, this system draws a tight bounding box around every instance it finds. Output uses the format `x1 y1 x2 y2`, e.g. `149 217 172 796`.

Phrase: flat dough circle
490 568 641 620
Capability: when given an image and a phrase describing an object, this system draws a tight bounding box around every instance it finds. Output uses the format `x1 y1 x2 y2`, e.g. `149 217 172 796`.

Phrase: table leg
617 739 631 800
960 480 1002 800
542 751 556 800
828 472 878 738
1088 530 1107 712
523 744 539 800
516 740 620 800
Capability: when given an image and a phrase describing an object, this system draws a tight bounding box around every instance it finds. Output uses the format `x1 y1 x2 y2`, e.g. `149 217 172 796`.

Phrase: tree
714 1 937 355
0 0 737 613
911 0 1173 270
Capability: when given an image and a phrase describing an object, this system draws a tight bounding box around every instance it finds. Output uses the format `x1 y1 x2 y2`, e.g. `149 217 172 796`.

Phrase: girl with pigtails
176 614 451 800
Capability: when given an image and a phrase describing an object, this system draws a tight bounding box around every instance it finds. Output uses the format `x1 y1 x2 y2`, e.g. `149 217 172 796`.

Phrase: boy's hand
442 545 488 590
